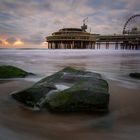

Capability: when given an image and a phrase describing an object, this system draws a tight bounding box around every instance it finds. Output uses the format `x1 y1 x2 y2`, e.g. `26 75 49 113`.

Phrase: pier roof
59 28 82 32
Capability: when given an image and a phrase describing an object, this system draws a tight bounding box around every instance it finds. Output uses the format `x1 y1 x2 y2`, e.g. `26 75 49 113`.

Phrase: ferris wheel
123 14 140 34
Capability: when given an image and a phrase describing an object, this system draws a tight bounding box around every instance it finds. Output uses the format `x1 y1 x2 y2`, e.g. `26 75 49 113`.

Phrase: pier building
46 21 95 49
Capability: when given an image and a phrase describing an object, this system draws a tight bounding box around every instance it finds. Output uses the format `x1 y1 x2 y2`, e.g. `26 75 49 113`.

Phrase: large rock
0 65 33 78
11 67 109 112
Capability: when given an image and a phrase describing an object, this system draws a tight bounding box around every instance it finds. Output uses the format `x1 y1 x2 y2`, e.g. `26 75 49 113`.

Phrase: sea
0 48 140 140
0 48 140 88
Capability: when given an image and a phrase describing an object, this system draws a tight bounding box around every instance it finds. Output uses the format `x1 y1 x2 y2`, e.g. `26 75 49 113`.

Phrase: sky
0 0 140 48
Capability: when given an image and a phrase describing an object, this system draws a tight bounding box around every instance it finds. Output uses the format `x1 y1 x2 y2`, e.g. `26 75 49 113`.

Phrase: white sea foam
55 84 70 91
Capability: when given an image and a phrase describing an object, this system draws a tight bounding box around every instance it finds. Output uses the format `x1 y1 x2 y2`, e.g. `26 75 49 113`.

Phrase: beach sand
0 79 140 140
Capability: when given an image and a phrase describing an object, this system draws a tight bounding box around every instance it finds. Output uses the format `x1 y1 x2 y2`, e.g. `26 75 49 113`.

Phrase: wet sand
0 79 140 140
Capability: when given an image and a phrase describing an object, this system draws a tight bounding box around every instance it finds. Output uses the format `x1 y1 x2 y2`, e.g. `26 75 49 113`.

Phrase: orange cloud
3 40 10 46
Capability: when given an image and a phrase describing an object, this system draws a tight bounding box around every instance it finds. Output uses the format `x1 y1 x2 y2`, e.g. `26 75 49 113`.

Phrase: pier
95 34 140 50
46 15 140 50
95 14 140 50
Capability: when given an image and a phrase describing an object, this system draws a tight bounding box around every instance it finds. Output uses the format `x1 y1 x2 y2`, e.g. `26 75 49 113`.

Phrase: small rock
0 65 33 78
129 73 140 79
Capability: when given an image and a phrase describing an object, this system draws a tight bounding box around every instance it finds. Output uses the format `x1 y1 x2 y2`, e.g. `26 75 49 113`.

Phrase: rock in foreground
0 65 32 78
11 67 109 112
129 73 140 79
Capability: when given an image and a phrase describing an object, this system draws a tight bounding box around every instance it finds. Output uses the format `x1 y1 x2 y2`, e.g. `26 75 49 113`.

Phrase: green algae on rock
11 67 109 112
0 65 32 78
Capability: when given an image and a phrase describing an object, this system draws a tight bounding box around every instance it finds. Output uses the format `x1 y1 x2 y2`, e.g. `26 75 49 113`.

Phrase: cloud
0 12 13 21
6 37 17 44
23 32 45 44
0 40 3 45
54 19 62 25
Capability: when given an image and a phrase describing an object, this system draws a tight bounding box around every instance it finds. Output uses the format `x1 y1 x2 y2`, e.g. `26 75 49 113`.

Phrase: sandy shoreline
0 79 140 140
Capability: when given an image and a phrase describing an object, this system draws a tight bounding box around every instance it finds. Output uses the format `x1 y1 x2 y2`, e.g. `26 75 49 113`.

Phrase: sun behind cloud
13 40 24 46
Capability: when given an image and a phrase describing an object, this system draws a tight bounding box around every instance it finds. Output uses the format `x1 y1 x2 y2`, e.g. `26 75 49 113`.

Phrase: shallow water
0 49 140 140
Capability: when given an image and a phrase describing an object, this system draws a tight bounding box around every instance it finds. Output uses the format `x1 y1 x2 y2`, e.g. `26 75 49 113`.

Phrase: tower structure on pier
46 20 95 49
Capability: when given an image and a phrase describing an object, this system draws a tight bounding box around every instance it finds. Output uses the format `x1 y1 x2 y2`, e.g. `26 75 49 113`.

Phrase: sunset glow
13 40 24 46
3 41 10 46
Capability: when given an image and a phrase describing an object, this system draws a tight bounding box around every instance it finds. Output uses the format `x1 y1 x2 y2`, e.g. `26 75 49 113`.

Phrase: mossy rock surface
11 67 109 112
0 65 32 78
